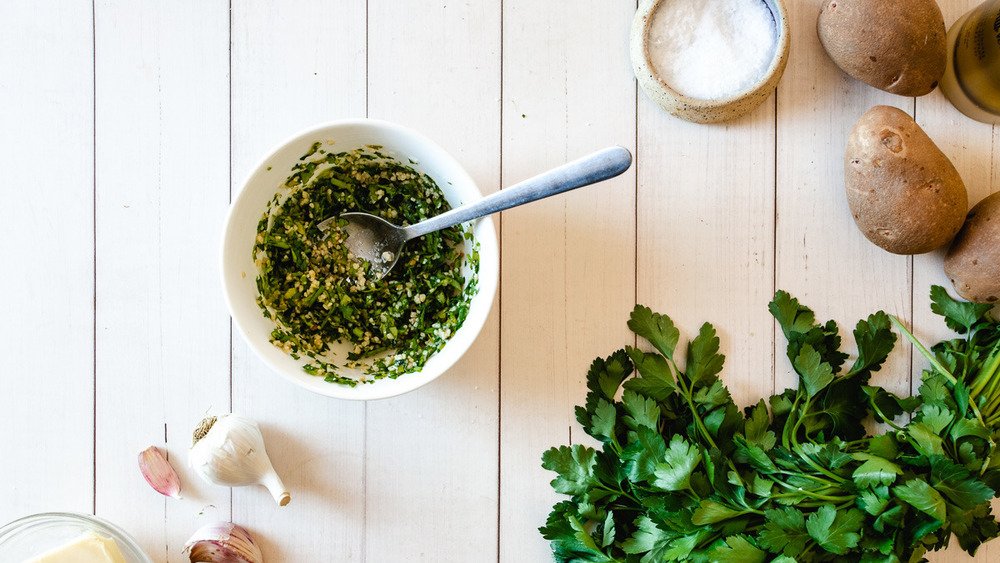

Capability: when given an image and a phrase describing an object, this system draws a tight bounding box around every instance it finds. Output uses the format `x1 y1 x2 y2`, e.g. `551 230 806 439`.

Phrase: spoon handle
402 145 632 240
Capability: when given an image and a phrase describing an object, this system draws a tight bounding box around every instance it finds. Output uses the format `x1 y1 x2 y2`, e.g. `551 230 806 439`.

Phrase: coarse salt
647 0 778 100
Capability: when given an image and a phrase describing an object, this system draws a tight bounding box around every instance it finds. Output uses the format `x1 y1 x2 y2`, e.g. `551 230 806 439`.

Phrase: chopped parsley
253 144 479 386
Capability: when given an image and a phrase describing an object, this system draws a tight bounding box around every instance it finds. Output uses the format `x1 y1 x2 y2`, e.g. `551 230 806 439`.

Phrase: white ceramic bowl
222 119 498 400
0 512 153 563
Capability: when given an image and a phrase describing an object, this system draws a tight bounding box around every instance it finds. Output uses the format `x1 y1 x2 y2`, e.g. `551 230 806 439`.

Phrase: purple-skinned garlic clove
183 522 263 563
138 445 182 499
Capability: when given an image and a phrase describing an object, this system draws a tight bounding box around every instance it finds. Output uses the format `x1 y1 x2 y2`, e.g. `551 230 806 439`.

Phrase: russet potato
845 106 967 255
945 192 1000 304
818 0 946 97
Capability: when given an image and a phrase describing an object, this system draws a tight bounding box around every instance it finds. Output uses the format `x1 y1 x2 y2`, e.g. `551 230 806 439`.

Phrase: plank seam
91 0 98 517
363 2 370 560
910 96 917 397
496 0 504 561
228 0 236 521
771 89 778 396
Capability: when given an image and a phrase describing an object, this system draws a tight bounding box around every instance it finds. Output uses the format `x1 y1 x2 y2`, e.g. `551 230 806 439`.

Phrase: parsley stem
786 396 848 485
792 442 848 484
771 491 854 502
982 396 1000 423
977 377 1000 416
868 399 906 431
768 478 853 502
790 395 812 440
599 484 640 505
781 394 803 450
775 471 838 487
687 400 719 451
973 345 1000 404
984 409 1000 428
670 357 720 451
891 315 958 385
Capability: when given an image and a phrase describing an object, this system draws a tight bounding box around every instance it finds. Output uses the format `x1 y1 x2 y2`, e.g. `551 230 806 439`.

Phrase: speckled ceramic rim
0 512 153 563
631 0 790 124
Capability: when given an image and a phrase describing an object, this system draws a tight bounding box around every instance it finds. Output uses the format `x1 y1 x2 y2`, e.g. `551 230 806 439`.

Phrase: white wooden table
2 1 998 561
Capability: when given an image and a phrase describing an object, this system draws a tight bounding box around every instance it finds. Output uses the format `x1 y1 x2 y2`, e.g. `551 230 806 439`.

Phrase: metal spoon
317 145 632 279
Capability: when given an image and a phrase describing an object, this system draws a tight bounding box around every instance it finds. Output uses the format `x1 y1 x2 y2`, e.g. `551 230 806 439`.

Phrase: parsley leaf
894 478 947 522
795 344 835 398
687 322 725 387
624 347 676 401
770 290 817 339
628 306 680 359
931 285 993 334
930 455 995 509
708 535 766 563
542 445 600 496
852 453 902 489
622 426 666 484
805 505 864 555
651 435 702 492
759 507 809 556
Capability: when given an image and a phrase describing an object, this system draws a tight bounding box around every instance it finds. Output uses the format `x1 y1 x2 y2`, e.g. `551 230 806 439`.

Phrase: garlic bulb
189 414 291 506
183 522 263 563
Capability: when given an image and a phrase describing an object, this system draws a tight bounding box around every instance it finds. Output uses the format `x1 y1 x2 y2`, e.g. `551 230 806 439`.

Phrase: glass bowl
0 512 152 563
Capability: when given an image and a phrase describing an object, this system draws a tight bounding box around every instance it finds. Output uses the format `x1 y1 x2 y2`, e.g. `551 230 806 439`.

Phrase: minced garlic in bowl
222 120 498 400
253 144 479 386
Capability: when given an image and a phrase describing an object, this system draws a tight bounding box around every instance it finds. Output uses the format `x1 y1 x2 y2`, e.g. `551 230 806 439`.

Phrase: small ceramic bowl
0 512 152 563
631 0 790 124
222 119 499 401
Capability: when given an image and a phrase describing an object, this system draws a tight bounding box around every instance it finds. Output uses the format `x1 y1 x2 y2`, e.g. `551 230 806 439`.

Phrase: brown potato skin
945 192 1000 303
845 106 968 255
818 0 946 97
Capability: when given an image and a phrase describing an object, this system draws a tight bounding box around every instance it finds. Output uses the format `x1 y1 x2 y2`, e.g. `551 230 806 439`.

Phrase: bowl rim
0 511 153 563
221 118 499 401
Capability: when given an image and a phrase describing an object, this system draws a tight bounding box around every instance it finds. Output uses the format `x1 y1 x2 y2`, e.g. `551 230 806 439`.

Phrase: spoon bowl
317 212 406 278
320 145 632 279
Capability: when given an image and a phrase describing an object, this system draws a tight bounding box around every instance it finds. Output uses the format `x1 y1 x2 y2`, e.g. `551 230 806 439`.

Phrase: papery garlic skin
138 445 182 499
183 522 263 563
189 414 291 505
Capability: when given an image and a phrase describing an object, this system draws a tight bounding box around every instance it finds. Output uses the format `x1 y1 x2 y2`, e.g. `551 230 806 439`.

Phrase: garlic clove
138 445 182 499
183 522 263 563
189 414 291 506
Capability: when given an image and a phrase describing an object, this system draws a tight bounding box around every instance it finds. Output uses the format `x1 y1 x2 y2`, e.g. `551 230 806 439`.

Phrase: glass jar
940 0 1000 123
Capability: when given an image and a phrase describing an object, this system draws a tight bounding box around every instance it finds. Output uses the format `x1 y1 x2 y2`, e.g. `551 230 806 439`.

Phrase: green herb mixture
254 143 479 386
542 286 1000 562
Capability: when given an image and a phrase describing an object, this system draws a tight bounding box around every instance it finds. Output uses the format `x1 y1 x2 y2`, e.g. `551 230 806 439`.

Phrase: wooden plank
0 1 95 524
913 0 998 400
229 1 368 560
913 0 999 393
635 89 776 410
499 1 638 560
917 4 1000 561
363 1 502 561
93 2 231 560
782 1 998 559
775 0 912 398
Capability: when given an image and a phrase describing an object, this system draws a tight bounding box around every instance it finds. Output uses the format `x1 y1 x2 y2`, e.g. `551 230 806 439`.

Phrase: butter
23 530 127 563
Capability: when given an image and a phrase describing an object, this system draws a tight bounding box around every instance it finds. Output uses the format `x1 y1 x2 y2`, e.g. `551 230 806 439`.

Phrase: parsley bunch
541 287 1000 562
